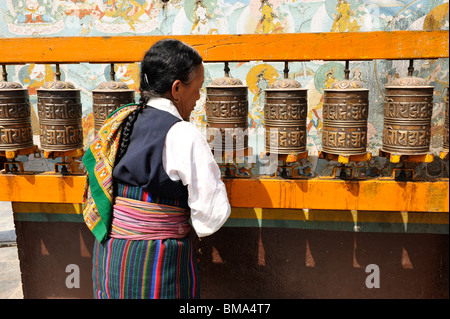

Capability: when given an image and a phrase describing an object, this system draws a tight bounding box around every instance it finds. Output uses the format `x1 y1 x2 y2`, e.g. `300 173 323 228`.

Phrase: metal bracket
392 168 415 180
0 145 40 174
4 161 24 173
332 166 354 179
43 148 85 175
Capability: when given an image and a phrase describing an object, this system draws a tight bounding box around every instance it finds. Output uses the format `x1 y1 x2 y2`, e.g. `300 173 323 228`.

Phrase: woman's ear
171 80 182 104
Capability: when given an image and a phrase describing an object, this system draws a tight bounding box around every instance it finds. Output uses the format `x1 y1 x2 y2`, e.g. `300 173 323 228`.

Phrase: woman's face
175 63 205 120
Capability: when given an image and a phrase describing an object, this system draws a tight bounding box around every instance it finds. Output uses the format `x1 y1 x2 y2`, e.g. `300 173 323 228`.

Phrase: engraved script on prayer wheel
322 79 369 155
443 87 449 152
205 74 249 151
0 81 34 151
92 81 135 133
264 78 308 154
382 76 434 155
37 81 83 151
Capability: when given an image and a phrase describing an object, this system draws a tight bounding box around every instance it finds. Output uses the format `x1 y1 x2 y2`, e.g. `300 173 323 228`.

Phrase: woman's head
115 39 203 163
140 39 204 119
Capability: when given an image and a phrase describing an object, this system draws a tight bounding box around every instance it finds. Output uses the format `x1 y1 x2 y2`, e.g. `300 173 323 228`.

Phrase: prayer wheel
382 63 434 155
205 64 248 152
0 81 33 151
264 74 308 155
37 80 83 152
443 87 449 152
322 76 369 156
92 81 135 133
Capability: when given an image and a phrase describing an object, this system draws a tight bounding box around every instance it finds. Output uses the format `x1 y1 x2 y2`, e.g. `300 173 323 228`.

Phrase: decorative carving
210 75 244 87
37 88 83 151
322 89 369 155
382 125 430 150
264 86 308 155
92 82 135 132
41 80 76 90
387 76 429 87
0 101 30 119
40 125 83 147
382 85 434 155
96 81 131 91
269 78 302 89
0 81 23 90
0 85 33 151
384 100 433 119
322 128 367 152
329 79 364 90
0 125 33 148
323 102 368 121
266 126 307 153
206 99 248 119
205 80 249 151
207 127 248 151
264 102 308 121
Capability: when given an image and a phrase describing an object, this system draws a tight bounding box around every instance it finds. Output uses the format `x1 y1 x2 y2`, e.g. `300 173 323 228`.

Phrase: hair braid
115 95 149 164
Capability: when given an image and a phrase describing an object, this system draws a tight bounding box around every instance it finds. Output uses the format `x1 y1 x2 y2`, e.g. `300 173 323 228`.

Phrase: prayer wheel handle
110 63 116 81
407 59 414 77
344 60 350 80
1 65 7 82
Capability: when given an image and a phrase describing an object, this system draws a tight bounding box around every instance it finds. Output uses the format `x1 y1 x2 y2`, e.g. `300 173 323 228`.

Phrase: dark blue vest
112 107 189 203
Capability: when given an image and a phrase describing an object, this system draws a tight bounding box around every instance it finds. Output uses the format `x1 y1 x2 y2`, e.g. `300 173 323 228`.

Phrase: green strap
107 102 139 119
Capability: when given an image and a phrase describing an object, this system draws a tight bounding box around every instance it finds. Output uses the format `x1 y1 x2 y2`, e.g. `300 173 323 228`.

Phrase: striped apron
92 183 199 299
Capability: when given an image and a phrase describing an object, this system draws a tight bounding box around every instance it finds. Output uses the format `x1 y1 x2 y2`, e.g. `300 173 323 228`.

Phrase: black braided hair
114 39 203 165
114 95 148 164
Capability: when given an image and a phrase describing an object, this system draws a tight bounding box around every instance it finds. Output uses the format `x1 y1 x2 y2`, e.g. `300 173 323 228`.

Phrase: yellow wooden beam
0 173 86 204
0 31 448 64
0 174 448 213
224 178 449 213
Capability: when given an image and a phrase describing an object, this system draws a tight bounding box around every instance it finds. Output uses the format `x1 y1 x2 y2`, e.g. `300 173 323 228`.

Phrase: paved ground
0 201 23 299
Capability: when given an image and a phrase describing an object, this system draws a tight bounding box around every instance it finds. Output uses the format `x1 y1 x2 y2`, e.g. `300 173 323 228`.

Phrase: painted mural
0 0 448 177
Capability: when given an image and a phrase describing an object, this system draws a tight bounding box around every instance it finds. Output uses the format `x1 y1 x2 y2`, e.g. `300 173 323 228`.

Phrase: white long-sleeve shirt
147 97 231 237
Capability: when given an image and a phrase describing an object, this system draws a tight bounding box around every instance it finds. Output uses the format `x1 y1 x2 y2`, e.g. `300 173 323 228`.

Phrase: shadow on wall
15 221 95 299
11 204 449 299
199 226 449 299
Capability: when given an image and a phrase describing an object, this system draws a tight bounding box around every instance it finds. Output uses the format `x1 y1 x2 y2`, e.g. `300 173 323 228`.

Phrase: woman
83 39 230 299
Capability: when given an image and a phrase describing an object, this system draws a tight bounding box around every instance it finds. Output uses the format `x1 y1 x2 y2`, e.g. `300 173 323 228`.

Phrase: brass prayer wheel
264 73 308 155
0 81 34 151
443 87 449 152
205 64 248 152
382 62 434 155
37 80 83 152
92 81 135 133
322 72 369 156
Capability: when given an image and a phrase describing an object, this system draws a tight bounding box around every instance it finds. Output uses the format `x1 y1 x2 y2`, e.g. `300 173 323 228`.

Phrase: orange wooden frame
0 31 448 64
0 31 448 214
0 174 448 213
